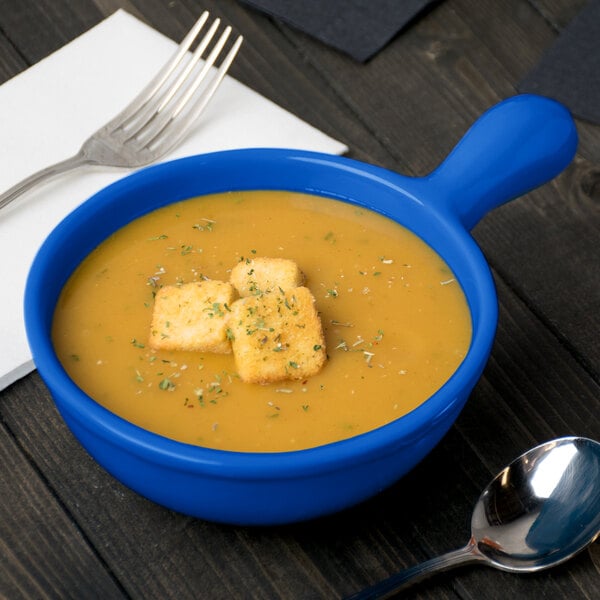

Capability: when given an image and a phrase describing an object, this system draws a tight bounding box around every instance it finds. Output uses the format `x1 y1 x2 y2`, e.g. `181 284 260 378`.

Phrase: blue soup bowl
25 95 577 525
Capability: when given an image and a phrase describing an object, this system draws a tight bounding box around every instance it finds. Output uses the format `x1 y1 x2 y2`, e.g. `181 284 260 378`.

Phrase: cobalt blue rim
24 148 498 478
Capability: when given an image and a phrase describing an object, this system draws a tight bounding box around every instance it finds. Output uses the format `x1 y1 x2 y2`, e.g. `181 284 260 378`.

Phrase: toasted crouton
227 286 327 383
230 257 305 297
149 280 236 353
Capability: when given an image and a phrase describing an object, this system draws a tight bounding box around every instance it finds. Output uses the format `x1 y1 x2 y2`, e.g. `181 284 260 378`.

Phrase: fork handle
0 151 92 211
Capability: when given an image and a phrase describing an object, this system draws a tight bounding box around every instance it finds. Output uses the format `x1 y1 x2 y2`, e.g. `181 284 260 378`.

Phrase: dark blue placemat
239 0 441 62
519 0 600 125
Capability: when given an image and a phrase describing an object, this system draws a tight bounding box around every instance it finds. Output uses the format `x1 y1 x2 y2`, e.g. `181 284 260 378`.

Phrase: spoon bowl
349 436 600 598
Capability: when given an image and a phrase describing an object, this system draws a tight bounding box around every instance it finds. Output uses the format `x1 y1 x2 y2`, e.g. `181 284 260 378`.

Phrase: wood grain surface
1 1 598 598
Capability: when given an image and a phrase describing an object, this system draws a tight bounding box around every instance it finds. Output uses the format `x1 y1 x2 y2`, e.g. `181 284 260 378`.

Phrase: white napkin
0 10 347 391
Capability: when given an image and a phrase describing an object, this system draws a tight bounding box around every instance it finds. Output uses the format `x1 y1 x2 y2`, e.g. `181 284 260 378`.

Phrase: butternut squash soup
52 191 472 452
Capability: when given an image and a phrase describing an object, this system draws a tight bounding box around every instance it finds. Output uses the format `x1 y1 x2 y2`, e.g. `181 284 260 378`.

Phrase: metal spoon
348 436 600 599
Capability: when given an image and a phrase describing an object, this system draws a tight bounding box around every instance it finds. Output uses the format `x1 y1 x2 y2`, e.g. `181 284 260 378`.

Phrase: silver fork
0 11 243 211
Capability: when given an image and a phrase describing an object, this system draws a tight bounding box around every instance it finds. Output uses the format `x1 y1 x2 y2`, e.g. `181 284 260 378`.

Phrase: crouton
149 280 236 353
227 286 327 384
230 257 305 297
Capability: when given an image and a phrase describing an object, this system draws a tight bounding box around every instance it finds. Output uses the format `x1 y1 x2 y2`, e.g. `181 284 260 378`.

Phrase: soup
52 191 471 452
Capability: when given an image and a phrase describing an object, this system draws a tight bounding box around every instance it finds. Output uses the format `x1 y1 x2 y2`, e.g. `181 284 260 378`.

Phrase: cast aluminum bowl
24 95 577 525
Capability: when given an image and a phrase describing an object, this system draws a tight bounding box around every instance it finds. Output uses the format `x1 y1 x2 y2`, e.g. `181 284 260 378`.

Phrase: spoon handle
346 541 486 599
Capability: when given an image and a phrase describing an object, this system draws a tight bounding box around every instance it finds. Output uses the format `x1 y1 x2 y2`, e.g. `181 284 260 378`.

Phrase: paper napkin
239 0 442 62
518 0 600 125
0 10 347 391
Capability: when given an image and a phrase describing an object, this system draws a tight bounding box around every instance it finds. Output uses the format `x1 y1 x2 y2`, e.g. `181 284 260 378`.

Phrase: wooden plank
527 0 589 30
201 0 395 166
0 0 102 64
340 273 600 598
270 0 600 375
0 0 598 598
0 31 26 84
472 167 600 376
2 373 344 599
0 419 126 599
2 276 598 599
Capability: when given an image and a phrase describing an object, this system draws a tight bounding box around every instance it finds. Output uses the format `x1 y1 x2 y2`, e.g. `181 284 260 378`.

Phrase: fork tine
170 26 233 120
145 34 243 156
172 34 243 124
131 25 238 146
106 11 210 131
0 12 242 210
154 19 221 115
124 18 222 135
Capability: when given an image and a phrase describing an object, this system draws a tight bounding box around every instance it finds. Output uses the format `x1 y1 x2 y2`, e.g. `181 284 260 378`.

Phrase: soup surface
53 191 471 452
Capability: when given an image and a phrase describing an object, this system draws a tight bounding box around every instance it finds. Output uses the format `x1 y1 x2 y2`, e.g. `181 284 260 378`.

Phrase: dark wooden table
1 1 599 598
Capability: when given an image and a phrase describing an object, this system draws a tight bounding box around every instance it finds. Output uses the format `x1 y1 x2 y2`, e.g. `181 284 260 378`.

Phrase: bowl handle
424 94 578 230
